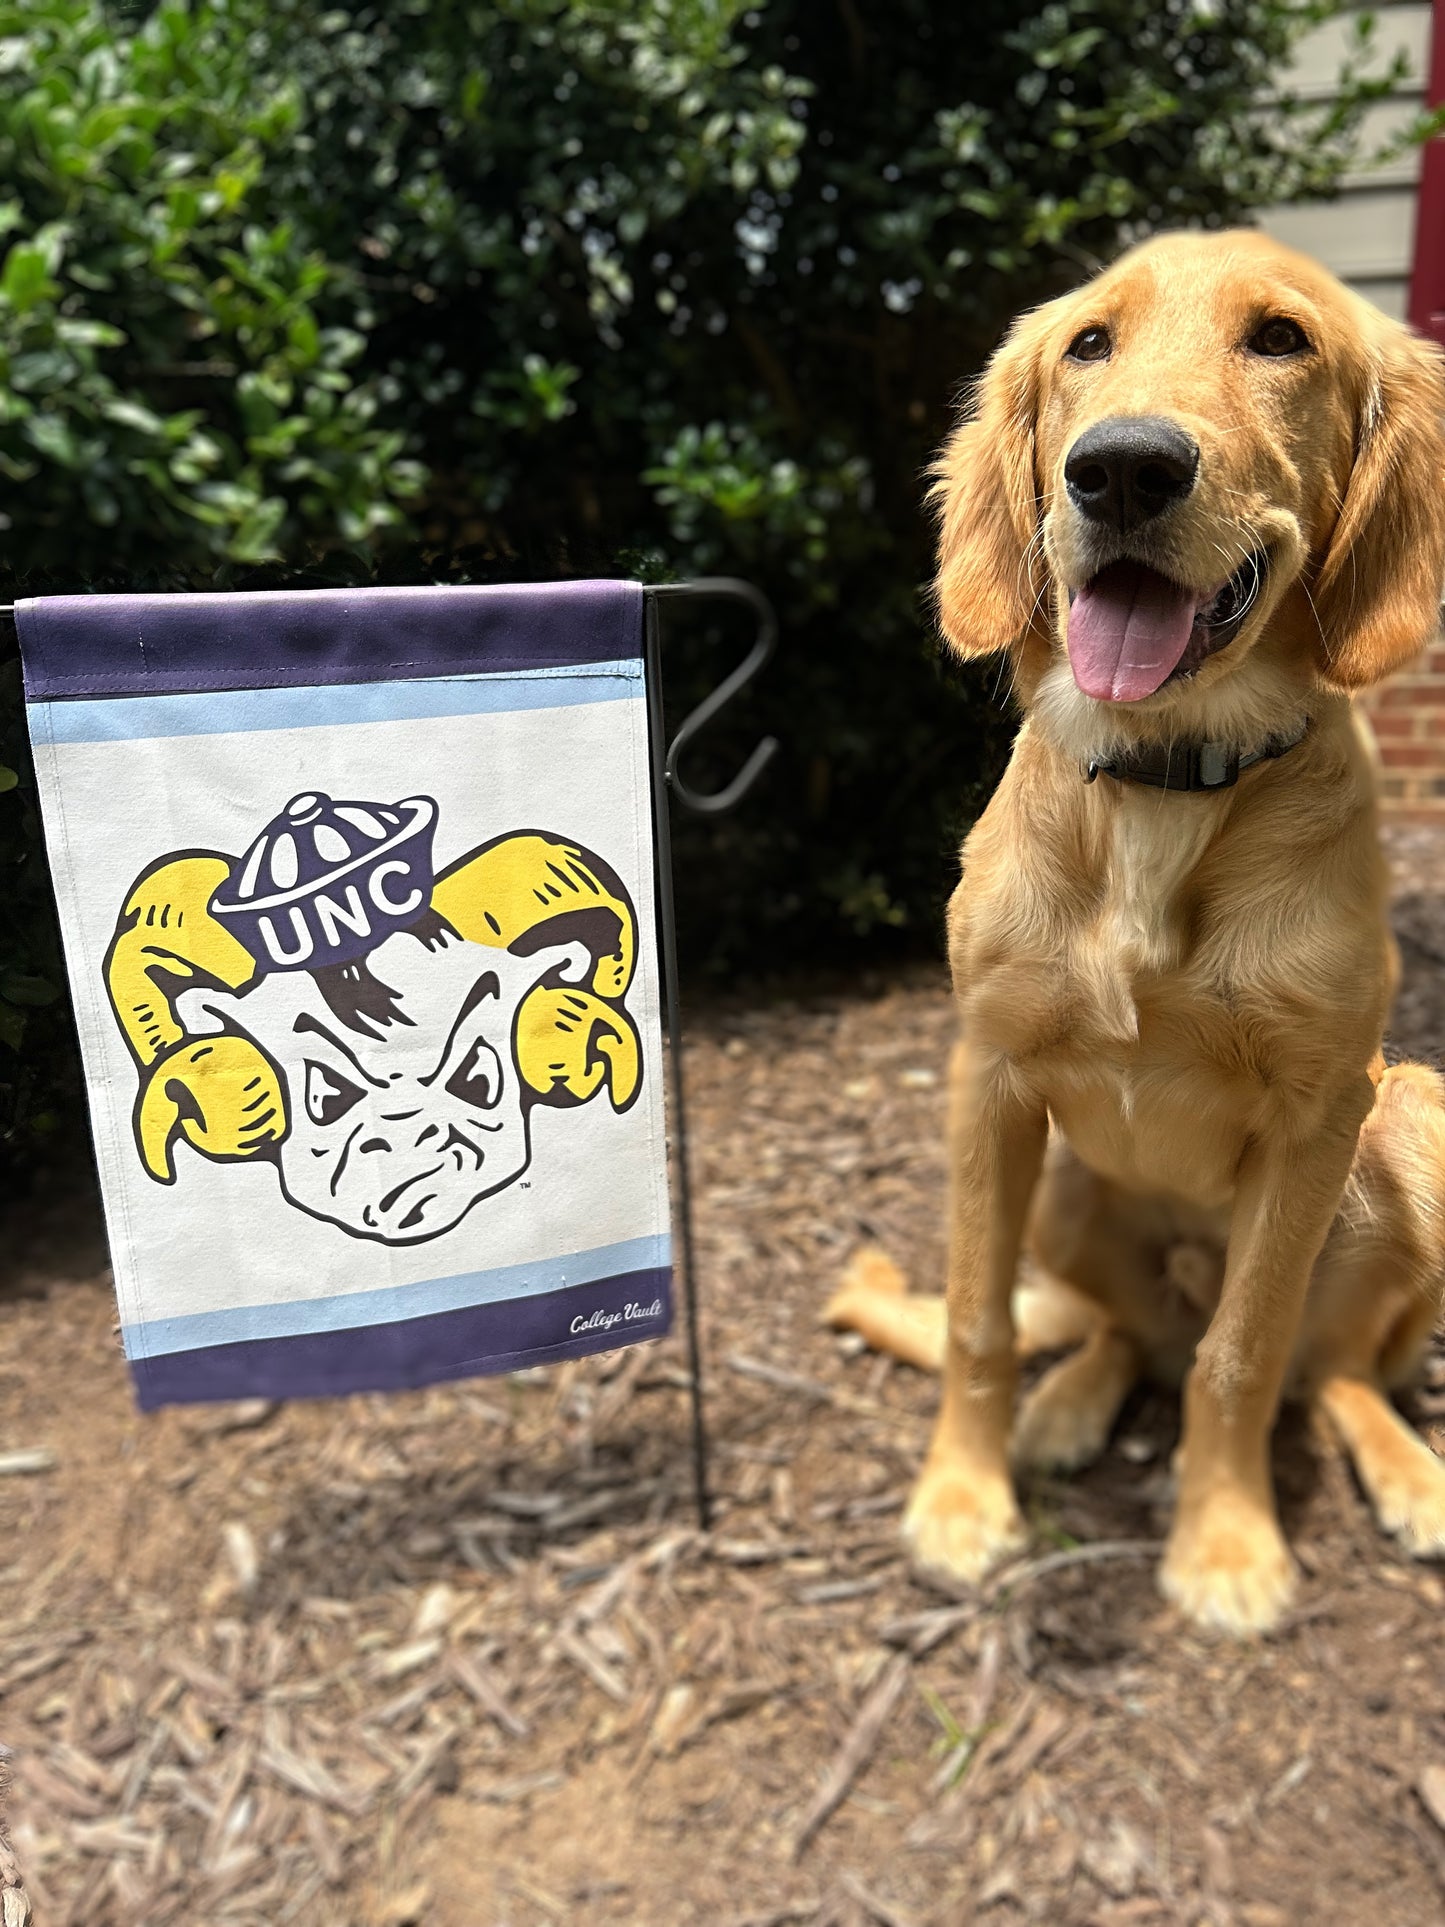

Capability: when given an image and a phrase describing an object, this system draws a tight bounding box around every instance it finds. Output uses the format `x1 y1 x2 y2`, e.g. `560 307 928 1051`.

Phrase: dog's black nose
1063 416 1199 532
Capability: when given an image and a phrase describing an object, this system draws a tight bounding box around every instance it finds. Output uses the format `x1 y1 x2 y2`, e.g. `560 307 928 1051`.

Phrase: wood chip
1262 1752 1313 1810
191 1400 277 1436
1418 1764 1445 1832
258 1743 368 1816
839 1870 918 1927
727 1353 840 1401
725 1353 879 1416
14 1755 107 1819
791 1653 911 1858
1201 1822 1233 1899
163 1650 236 1705
969 1627 1004 1734
0 1647 73 1693
411 1584 460 1637
221 1523 260 1598
367 1672 446 1729
475 1770 565 1805
200 1739 255 1867
984 1539 1158 1598
878 1601 978 1657
304 1802 345 1886
483 1491 563 1518
448 1649 529 1740
1083 1817 1151 1898
553 1627 628 1703
367 1639 442 1683
69 1818 158 1857
995 1701 1070 1789
391 1729 457 1802
648 1683 697 1756
546 1480 667 1532
713 1539 818 1567
795 1575 886 1605
707 1681 780 1726
380 1885 434 1926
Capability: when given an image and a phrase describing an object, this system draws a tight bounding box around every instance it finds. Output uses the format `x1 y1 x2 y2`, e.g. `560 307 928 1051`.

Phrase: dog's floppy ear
1313 320 1445 689
932 307 1050 658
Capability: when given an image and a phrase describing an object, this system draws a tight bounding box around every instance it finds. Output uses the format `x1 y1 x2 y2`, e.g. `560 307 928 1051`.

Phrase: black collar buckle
1192 741 1240 789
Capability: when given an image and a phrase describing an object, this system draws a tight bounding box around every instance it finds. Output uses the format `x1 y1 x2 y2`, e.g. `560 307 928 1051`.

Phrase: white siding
1256 3 1431 320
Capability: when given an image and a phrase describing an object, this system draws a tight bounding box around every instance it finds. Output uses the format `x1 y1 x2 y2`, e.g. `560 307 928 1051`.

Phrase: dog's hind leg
1028 1139 1211 1382
1013 1326 1143 1473
825 1246 1099 1375
823 1246 947 1373
1300 1063 1445 1558
1013 1276 1103 1359
1318 1376 1445 1557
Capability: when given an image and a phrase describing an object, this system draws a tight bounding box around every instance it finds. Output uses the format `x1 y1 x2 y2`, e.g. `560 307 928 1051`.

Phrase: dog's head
934 230 1445 743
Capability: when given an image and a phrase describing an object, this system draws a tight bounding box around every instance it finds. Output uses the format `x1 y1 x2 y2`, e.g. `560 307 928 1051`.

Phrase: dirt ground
8 828 1445 1925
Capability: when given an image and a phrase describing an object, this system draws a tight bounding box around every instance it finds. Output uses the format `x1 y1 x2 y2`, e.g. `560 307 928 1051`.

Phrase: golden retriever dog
828 230 1445 1635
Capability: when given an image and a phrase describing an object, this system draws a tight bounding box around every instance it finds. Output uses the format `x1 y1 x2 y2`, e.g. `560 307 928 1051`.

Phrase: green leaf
0 243 59 315
227 493 287 561
101 397 168 437
23 412 83 466
55 318 126 349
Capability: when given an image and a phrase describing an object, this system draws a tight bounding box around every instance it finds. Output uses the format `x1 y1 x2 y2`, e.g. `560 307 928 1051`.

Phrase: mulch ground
7 827 1445 1925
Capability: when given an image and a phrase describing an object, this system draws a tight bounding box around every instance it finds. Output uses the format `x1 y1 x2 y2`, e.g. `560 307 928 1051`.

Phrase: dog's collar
1083 718 1310 793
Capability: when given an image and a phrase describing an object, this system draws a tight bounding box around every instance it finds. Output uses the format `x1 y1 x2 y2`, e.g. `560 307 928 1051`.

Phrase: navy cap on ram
209 791 438 974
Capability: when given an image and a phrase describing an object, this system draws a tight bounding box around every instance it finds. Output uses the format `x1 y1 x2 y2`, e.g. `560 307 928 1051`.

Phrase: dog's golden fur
828 230 1445 1633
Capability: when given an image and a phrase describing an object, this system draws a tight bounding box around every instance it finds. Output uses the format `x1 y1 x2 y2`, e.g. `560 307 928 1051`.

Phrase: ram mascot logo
104 791 642 1244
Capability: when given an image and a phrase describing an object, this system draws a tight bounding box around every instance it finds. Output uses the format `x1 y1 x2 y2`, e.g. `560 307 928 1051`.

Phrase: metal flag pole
641 581 778 1532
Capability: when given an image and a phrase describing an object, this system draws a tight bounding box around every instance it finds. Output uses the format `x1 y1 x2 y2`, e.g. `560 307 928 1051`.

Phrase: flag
21 583 672 1406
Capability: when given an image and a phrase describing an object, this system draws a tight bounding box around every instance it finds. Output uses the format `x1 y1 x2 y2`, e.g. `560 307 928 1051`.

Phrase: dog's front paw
903 1465 1028 1588
1160 1498 1297 1635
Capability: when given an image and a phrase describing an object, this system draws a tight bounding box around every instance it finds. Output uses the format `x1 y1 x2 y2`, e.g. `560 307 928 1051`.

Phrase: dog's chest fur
1051 795 1253 1202
1092 788 1221 994
952 762 1389 1211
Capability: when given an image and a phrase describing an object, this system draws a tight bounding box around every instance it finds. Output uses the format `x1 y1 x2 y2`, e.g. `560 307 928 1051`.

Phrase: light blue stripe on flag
125 1231 672 1359
33 657 642 745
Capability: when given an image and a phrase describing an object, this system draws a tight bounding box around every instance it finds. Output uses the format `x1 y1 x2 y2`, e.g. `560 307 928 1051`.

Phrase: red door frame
1409 0 1445 341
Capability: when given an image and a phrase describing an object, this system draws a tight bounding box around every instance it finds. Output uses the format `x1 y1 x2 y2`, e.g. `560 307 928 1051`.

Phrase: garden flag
19 584 672 1408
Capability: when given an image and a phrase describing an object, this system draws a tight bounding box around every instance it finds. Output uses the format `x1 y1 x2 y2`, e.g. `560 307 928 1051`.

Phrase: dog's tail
823 1245 1102 1373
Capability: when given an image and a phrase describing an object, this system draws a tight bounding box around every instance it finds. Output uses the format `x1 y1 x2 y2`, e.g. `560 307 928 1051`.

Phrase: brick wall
1362 633 1445 816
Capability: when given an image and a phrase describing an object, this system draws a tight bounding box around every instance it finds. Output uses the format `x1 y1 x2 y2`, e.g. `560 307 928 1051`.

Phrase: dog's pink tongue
1067 560 1201 703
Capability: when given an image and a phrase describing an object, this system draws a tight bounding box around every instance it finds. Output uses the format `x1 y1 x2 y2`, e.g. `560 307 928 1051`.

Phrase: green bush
0 0 1411 1171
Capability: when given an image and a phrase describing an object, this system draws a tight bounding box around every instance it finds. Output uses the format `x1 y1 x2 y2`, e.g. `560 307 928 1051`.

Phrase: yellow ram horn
515 986 641 1111
137 1034 288 1183
432 832 636 1001
105 854 258 1067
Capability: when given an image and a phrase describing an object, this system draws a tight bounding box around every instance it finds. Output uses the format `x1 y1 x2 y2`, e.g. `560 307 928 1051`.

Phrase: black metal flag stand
642 581 778 1532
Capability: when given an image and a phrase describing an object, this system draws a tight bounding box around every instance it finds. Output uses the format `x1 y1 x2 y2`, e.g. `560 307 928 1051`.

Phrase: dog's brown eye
1248 317 1309 358
1066 327 1111 364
